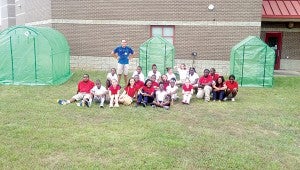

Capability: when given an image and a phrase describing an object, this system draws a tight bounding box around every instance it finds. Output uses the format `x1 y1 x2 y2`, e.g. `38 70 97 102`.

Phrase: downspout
9 36 14 83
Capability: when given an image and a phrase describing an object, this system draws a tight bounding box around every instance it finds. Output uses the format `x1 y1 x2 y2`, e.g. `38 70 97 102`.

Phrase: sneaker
88 101 92 107
231 98 235 102
84 100 89 107
223 97 227 101
135 103 139 107
163 106 170 110
152 105 156 108
109 104 113 108
99 103 104 108
114 104 119 107
141 102 146 107
57 99 67 105
77 102 82 107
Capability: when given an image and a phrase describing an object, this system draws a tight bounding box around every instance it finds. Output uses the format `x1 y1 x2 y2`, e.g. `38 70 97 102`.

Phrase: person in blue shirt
111 39 135 85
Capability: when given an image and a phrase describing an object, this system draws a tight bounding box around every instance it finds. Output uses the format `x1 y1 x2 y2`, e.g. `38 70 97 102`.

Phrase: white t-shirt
187 73 199 85
166 73 176 81
155 90 167 102
177 68 189 81
132 71 145 82
91 85 107 95
107 73 118 81
147 70 161 81
166 85 178 94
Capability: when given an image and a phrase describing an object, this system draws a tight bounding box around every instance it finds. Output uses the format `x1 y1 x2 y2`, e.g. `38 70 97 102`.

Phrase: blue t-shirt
113 46 134 64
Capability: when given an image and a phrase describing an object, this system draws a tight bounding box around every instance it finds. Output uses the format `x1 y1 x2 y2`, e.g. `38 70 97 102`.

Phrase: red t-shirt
151 81 159 89
198 75 213 85
162 80 170 90
134 80 144 90
225 80 238 90
182 84 193 92
125 86 137 98
78 80 95 93
109 85 121 95
211 73 220 82
142 86 155 95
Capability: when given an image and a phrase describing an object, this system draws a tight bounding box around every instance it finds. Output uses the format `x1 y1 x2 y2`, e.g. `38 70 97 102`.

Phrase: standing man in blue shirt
111 39 135 85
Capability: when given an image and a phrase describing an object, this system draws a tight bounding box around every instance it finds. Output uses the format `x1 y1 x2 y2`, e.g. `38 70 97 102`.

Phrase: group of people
57 64 239 109
57 39 239 109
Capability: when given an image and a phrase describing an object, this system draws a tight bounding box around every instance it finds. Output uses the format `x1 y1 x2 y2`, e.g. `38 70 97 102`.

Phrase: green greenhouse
139 36 175 76
0 26 71 85
230 36 275 87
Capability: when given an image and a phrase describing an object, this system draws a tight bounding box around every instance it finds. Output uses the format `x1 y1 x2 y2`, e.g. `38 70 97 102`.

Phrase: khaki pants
196 85 212 101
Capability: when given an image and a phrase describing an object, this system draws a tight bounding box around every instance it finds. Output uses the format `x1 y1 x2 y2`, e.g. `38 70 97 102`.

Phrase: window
151 26 175 44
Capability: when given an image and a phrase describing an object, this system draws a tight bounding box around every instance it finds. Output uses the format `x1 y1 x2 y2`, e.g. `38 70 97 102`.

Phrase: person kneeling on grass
136 79 155 107
58 74 94 107
91 79 107 108
224 74 239 102
108 79 121 108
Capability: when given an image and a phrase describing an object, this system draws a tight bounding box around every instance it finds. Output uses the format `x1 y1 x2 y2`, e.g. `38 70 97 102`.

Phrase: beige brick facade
261 22 300 70
6 0 299 73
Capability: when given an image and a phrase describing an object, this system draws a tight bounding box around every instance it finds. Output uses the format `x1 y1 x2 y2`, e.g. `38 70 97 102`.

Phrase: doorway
265 32 282 70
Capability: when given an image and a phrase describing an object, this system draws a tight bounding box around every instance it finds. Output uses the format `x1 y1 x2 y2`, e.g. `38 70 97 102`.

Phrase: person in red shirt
225 74 239 101
108 79 121 107
133 75 144 91
119 78 137 105
160 74 170 90
182 78 194 104
196 69 213 102
136 79 155 107
58 74 95 107
210 68 220 82
150 75 159 90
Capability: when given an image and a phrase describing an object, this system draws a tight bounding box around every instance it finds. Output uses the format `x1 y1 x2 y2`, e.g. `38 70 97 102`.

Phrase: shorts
117 63 129 75
72 92 91 101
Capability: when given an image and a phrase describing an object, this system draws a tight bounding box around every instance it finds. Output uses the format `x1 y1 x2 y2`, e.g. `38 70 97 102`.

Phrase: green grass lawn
0 70 299 169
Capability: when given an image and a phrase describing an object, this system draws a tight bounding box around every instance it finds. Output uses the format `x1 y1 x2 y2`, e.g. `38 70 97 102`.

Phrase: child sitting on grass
152 94 171 110
166 78 178 105
182 78 193 104
108 79 120 108
136 79 155 107
90 79 107 108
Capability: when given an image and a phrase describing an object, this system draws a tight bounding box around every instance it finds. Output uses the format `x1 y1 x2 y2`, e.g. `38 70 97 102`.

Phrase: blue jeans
137 94 154 104
212 90 225 100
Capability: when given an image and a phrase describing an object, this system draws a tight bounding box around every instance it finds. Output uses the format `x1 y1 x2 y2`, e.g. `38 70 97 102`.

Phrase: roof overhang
262 0 300 21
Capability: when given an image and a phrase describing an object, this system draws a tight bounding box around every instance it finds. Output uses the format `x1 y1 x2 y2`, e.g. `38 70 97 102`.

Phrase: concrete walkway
274 70 300 76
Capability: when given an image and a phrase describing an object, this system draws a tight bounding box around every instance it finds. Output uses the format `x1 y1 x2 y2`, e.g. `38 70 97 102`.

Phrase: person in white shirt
152 83 170 110
187 67 199 89
90 79 108 108
166 67 176 81
175 63 189 85
166 78 178 105
147 64 161 82
132 66 145 82
106 68 118 89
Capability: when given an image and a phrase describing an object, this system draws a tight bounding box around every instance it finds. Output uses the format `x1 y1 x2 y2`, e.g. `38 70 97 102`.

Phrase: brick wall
15 0 51 25
51 0 262 22
16 0 263 73
1 0 16 29
261 22 300 60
